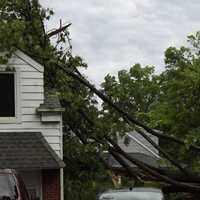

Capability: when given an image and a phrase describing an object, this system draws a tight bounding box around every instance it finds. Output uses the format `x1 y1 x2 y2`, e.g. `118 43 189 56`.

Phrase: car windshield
0 174 15 198
99 191 163 200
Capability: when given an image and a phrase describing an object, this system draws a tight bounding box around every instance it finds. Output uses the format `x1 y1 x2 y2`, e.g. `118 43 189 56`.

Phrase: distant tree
148 34 200 171
101 64 159 123
1 1 200 199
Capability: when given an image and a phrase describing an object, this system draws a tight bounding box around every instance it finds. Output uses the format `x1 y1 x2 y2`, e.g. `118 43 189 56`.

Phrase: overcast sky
40 0 200 85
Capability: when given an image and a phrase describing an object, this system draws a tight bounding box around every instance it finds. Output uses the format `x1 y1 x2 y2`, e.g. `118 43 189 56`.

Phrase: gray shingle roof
37 94 65 112
44 94 62 109
0 132 65 169
108 152 160 169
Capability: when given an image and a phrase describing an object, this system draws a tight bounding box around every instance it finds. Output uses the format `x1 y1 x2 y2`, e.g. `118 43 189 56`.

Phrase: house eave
37 108 65 112
14 50 44 73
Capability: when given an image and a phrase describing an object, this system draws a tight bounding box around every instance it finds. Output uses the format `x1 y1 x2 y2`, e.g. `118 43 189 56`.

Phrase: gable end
14 50 44 73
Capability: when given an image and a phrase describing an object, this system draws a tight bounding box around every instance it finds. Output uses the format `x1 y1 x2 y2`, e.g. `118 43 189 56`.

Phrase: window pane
0 73 15 117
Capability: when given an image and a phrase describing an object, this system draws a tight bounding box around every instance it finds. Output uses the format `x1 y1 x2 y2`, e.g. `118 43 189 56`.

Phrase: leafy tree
63 135 113 200
1 1 200 199
148 34 200 171
99 33 200 198
101 64 159 123
0 1 111 200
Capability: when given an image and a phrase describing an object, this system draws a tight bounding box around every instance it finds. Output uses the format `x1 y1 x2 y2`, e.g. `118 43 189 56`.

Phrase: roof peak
14 50 44 73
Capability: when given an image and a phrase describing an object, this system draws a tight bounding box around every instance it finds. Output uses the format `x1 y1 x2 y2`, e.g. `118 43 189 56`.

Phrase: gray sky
40 0 200 85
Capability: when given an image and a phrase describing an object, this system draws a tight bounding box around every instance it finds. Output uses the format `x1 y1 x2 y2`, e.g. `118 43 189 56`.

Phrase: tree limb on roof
55 63 200 153
106 136 200 192
47 23 72 38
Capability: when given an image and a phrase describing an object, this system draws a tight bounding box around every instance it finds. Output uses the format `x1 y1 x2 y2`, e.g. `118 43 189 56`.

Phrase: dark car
97 187 164 200
0 169 29 200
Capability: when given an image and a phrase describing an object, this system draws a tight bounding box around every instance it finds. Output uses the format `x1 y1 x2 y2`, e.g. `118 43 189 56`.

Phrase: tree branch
109 147 141 182
65 105 200 191
47 23 72 38
55 63 200 154
106 136 200 192
75 92 187 173
134 127 187 174
64 118 142 183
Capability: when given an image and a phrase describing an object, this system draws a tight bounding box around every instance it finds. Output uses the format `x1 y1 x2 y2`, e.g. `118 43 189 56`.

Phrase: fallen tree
1 0 200 196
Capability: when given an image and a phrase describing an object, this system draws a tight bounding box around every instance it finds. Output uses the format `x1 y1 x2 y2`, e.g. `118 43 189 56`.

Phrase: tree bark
106 136 200 192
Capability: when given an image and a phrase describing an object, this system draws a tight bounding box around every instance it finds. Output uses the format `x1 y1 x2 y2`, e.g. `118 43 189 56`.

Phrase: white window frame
0 67 21 123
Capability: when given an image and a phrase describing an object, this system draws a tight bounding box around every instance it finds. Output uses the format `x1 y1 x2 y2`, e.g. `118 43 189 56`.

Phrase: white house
118 131 159 158
0 50 65 200
108 131 160 175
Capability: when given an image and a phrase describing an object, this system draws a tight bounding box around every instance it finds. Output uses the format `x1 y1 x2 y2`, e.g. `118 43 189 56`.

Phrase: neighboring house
108 131 160 179
0 50 65 200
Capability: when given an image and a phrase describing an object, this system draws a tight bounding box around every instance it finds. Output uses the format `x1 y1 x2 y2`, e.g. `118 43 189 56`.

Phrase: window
0 73 15 117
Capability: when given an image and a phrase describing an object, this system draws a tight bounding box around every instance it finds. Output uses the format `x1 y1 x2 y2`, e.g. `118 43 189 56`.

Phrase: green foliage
63 136 113 200
2 0 200 198
147 33 200 169
101 64 160 138
102 64 159 115
0 1 106 199
0 0 49 54
100 32 200 172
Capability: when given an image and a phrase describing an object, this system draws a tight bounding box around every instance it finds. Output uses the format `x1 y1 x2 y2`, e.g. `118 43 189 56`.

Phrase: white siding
118 131 158 156
22 86 44 93
0 51 62 157
22 78 43 86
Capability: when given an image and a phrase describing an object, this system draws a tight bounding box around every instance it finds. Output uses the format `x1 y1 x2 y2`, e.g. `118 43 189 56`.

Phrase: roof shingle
0 132 65 169
37 94 65 112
